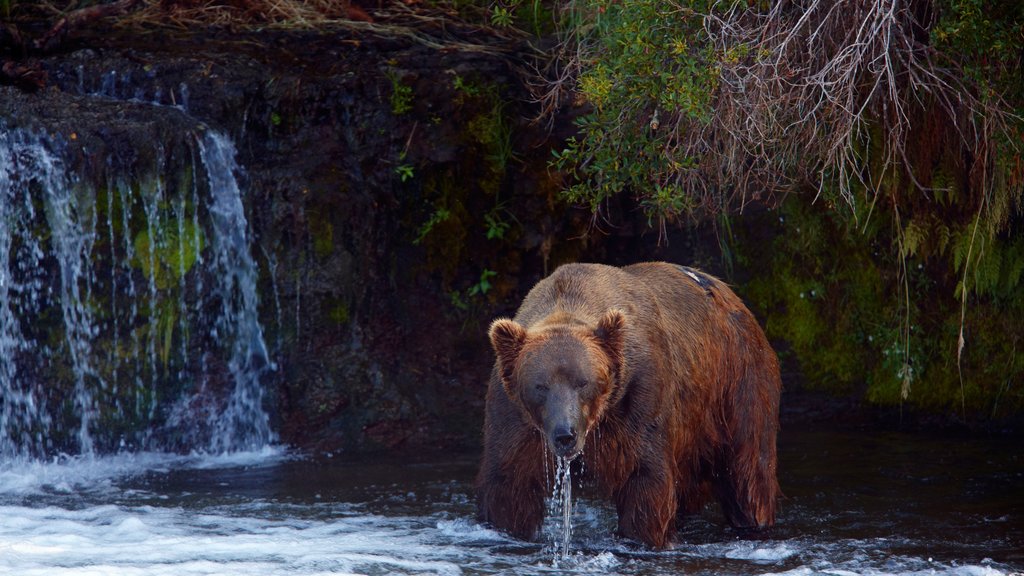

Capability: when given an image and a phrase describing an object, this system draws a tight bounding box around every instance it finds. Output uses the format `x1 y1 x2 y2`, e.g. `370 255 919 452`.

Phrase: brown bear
476 262 781 548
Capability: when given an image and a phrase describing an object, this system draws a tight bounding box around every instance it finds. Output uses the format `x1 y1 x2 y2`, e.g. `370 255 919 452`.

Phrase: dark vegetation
1 0 1021 450
546 0 1024 424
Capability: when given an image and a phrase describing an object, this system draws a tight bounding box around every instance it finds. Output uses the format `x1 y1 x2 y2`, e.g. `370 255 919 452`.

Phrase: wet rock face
4 29 620 454
1 89 275 455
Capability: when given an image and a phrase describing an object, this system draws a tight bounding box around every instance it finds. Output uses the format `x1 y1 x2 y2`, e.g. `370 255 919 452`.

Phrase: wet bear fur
476 262 781 548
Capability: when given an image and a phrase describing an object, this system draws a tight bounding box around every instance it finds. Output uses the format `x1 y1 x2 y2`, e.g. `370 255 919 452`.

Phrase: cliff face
2 28 670 454
6 23 1018 456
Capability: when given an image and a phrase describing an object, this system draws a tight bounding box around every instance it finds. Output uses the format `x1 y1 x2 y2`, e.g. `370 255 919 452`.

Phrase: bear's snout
551 425 577 456
545 416 585 459
541 388 586 459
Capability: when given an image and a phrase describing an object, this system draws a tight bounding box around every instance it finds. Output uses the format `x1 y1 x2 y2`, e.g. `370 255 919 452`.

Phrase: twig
34 0 141 53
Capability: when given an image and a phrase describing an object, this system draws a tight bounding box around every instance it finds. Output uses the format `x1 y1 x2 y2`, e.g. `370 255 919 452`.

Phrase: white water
43 144 103 456
0 129 90 457
196 131 274 452
0 443 1019 576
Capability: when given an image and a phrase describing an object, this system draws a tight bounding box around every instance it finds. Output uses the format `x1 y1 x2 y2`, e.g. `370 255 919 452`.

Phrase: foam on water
0 505 459 576
0 447 288 497
0 454 1018 576
722 541 800 563
433 518 506 543
760 564 1012 576
0 473 481 576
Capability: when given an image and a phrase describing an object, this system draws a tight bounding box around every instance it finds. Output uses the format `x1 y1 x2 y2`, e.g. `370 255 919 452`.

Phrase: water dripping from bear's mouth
542 428 594 565
549 454 574 563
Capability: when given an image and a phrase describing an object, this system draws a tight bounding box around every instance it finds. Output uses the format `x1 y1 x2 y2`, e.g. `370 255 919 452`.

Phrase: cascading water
197 131 273 452
0 130 91 458
549 455 575 561
0 124 274 457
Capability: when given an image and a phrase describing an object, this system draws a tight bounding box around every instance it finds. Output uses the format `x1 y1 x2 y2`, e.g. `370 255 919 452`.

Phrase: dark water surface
1 425 1021 575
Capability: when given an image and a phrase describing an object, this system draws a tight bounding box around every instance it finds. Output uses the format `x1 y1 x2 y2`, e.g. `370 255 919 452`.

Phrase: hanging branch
32 0 141 53
1 0 142 89
539 0 1019 220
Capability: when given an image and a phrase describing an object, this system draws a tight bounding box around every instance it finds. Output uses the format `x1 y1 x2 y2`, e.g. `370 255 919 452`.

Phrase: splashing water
1 427 1022 576
0 124 274 457
0 129 98 456
44 151 104 456
196 131 274 452
0 136 50 458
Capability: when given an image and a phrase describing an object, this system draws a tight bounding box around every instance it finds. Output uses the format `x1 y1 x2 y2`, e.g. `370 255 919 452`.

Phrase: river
1 424 1020 576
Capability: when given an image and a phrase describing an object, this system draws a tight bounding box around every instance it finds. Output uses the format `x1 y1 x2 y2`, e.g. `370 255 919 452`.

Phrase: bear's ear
595 309 626 379
489 318 527 387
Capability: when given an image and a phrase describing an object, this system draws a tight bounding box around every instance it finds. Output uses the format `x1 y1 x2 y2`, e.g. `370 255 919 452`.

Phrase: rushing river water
0 424 1020 576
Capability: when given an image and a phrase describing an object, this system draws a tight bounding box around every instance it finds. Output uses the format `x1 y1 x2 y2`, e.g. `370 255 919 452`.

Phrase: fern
952 227 971 272
973 241 1000 296
1001 240 1024 295
903 218 927 257
934 222 952 257
930 167 960 208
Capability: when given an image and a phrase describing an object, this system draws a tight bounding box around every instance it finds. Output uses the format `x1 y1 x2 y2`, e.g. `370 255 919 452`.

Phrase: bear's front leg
476 433 548 541
614 459 677 548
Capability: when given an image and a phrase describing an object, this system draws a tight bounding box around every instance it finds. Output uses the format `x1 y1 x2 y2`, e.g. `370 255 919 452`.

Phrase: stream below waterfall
0 425 1020 576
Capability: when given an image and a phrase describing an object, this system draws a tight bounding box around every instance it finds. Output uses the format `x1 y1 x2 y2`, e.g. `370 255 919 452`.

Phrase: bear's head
488 309 625 459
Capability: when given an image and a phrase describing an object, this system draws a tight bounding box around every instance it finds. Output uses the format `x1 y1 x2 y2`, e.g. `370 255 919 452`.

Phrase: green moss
308 209 335 259
453 77 516 208
328 301 350 325
387 71 414 116
415 173 470 286
736 189 1024 419
413 206 451 246
465 98 514 175
132 219 204 290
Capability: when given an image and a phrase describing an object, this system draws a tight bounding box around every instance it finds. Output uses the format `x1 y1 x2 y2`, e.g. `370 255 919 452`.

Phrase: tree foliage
552 0 1022 223
549 0 1024 417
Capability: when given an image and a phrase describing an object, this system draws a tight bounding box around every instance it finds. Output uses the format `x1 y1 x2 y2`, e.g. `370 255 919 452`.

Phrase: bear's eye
573 379 589 389
534 383 549 393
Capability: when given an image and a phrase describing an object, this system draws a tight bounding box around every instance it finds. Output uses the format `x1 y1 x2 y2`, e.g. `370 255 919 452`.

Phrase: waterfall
197 132 274 452
0 125 274 457
0 132 51 458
